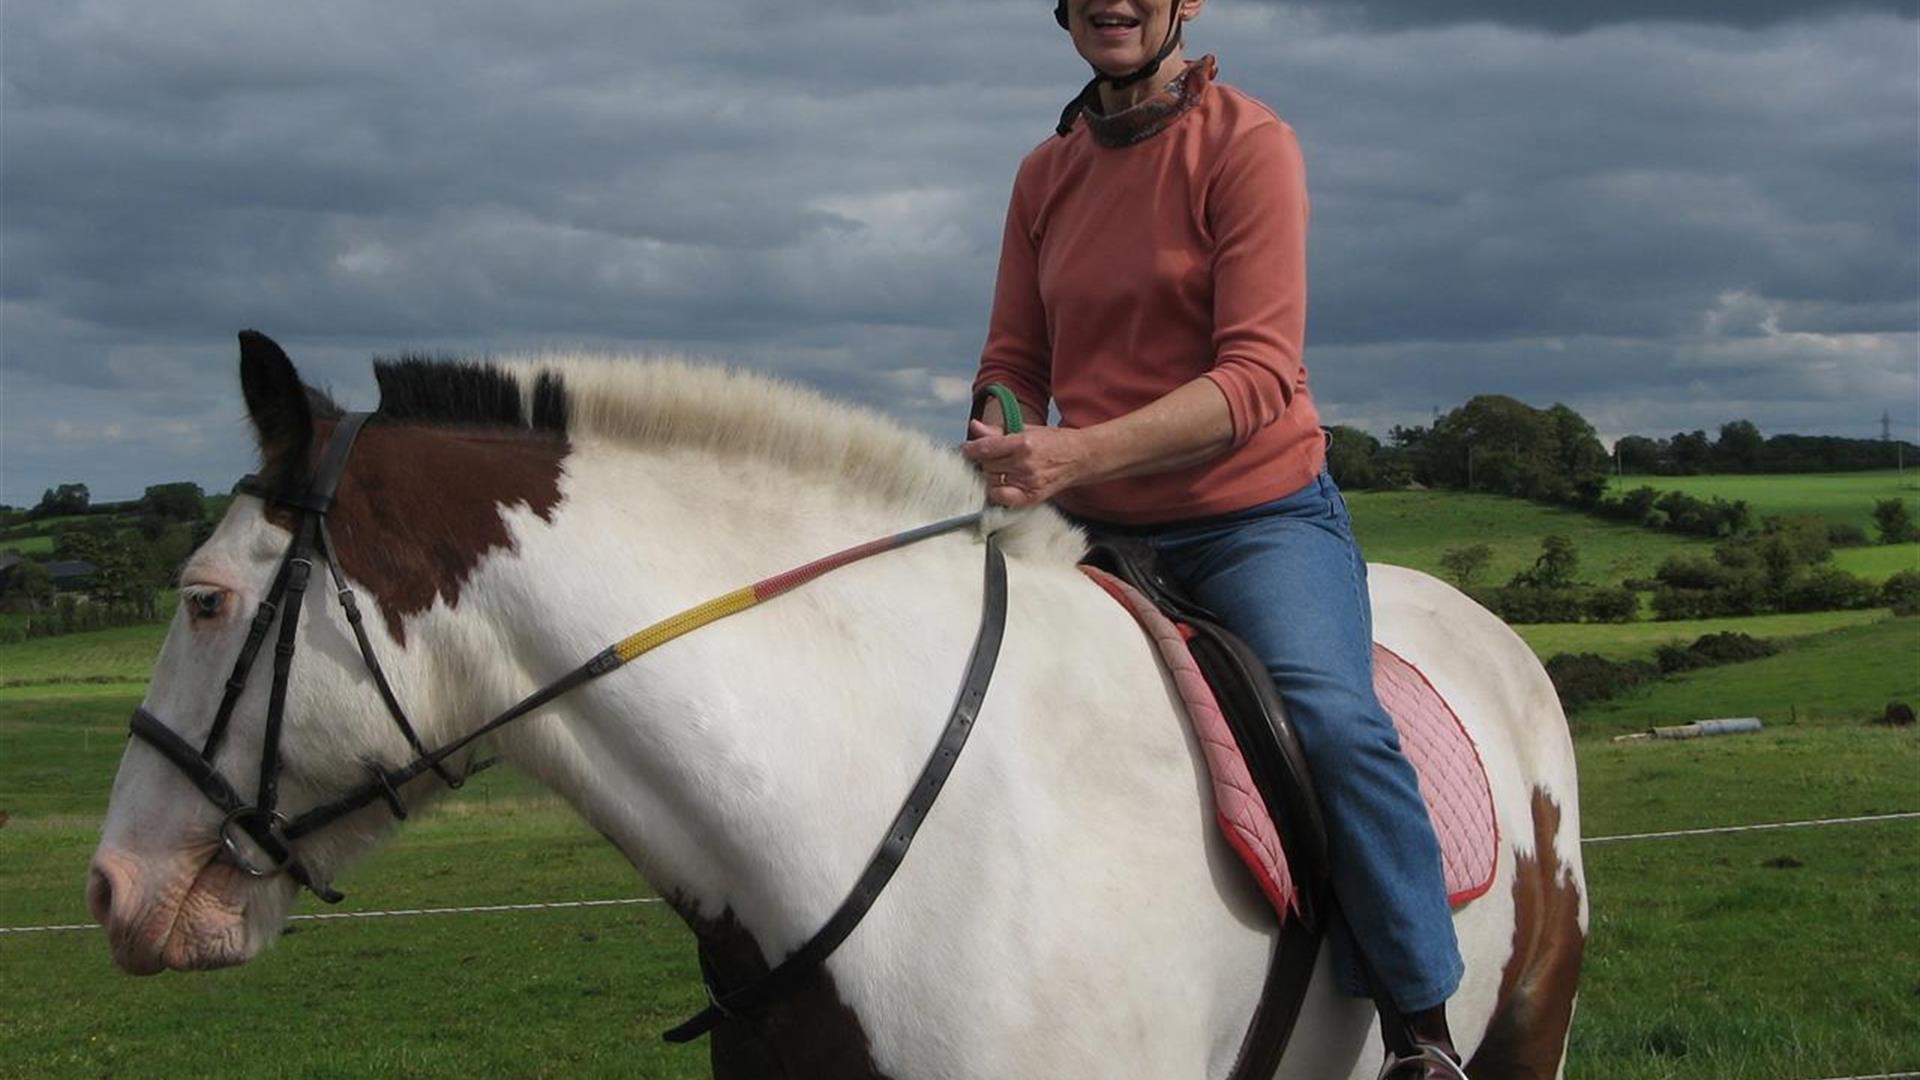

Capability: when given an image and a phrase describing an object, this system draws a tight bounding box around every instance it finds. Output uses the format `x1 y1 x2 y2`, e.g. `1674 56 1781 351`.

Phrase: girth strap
663 535 1009 1043
1226 914 1324 1080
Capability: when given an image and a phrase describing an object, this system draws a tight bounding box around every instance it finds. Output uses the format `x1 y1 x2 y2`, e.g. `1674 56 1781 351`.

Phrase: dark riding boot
1381 1004 1464 1079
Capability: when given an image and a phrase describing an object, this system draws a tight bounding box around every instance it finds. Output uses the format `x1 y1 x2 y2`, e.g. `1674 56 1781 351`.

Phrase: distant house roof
44 560 98 582
0 553 21 573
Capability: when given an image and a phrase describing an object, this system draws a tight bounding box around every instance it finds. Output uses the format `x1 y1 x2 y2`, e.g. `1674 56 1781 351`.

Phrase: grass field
1350 484 1920 590
1609 469 1920 532
1513 608 1894 663
1834 541 1920 581
0 623 168 686
1566 616 1919 736
1 533 55 556
3 617 1915 1077
1347 489 1706 587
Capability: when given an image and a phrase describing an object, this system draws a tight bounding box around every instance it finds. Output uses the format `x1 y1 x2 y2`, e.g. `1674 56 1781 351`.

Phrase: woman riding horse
961 3 1463 1074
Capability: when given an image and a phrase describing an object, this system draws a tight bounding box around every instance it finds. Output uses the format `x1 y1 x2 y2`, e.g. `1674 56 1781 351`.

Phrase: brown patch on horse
1468 788 1584 1079
671 902 889 1080
319 419 567 644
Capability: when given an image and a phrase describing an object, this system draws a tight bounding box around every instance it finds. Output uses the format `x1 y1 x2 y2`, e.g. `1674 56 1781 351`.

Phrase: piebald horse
90 334 1585 1078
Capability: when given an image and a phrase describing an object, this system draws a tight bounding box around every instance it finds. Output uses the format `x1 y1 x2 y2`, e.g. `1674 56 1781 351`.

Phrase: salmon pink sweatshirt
973 57 1323 525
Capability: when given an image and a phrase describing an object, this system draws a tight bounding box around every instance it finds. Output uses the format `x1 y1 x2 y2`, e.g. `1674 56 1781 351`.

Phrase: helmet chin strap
1095 13 1184 89
1056 9 1187 136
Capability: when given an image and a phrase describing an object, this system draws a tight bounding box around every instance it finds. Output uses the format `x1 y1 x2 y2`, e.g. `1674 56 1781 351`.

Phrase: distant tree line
0 481 214 641
1329 395 1612 505
1328 401 1919 547
1615 423 1914 476
1330 403 1917 498
1649 517 1920 620
33 482 93 516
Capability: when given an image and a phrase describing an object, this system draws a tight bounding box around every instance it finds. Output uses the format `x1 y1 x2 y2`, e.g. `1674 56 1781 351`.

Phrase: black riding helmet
1053 1 1187 135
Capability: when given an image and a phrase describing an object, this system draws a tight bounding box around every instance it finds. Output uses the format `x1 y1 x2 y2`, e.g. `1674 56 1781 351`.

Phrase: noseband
126 409 1009 1042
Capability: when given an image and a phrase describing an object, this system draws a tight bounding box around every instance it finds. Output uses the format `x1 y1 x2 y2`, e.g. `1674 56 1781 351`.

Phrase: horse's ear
238 330 313 475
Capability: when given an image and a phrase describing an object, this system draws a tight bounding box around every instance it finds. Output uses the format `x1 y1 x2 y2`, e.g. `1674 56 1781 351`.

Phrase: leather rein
127 410 1010 1042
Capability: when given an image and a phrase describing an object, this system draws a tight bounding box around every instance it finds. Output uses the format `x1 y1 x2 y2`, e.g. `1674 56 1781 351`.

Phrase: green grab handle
977 383 1027 434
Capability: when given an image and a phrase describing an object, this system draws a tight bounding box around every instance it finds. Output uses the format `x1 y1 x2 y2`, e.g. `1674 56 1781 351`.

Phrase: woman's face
1064 0 1203 77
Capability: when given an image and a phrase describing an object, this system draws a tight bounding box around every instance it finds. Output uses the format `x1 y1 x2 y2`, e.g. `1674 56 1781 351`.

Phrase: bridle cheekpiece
128 411 477 903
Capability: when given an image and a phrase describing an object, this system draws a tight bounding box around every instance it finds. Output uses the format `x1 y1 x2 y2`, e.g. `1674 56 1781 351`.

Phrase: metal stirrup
1374 1045 1470 1080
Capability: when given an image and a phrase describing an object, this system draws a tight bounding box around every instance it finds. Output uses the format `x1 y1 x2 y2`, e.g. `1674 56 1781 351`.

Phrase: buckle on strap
366 762 410 820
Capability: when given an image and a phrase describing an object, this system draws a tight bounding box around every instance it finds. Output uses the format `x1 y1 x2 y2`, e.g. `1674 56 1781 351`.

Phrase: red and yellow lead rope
610 511 986 666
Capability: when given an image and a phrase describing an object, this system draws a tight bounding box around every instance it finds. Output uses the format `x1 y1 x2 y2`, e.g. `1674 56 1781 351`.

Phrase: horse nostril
87 863 115 924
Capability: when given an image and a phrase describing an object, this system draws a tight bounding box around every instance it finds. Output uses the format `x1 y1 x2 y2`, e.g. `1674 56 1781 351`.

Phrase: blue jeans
1073 471 1463 1012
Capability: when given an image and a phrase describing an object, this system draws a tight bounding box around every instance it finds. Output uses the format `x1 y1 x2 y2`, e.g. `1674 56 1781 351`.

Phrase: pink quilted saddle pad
1083 567 1499 923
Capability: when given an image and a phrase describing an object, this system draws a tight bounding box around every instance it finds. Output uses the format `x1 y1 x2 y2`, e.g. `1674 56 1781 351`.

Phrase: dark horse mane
257 352 570 495
371 356 569 433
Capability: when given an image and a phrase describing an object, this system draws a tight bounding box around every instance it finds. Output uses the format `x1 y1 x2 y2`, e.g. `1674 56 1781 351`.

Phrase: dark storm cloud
1276 0 1916 33
2 1 1915 503
1243 17 1920 348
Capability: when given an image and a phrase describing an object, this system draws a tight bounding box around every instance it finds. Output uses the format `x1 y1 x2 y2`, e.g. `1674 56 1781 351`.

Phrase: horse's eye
187 590 227 621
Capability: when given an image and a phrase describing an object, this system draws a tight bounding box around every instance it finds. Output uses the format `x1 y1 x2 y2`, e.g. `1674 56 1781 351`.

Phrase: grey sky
1278 0 1916 32
2 1 1915 504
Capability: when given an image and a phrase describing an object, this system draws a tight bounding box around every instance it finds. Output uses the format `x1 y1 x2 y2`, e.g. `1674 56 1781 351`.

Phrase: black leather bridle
128 411 440 903
125 408 1009 1042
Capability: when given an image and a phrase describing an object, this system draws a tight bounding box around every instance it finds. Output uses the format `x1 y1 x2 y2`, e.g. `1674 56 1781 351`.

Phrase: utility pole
1883 411 1894 442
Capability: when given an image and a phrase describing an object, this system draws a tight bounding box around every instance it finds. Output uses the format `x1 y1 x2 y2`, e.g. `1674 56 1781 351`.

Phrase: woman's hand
961 419 1100 508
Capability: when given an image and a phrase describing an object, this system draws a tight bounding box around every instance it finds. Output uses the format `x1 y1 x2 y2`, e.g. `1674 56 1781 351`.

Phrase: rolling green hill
1351 478 1920 588
1607 469 1920 531
1512 609 1893 663
1347 489 1705 587
1565 616 1919 735
1833 542 1920 581
0 534 54 556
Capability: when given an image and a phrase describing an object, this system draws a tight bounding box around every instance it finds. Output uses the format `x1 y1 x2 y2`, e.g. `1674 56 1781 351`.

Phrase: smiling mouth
1089 12 1142 30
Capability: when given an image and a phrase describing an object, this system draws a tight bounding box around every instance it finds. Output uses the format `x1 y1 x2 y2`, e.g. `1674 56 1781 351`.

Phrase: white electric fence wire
0 896 664 936
1582 809 1920 845
7 811 1916 937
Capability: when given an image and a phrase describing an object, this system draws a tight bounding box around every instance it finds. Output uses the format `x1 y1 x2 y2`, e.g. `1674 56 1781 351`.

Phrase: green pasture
4 611 1916 1079
1 533 55 556
1608 469 1920 531
0 623 168 687
1513 608 1893 663
1347 489 1705 587
1567 616 1919 737
1834 541 1920 581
